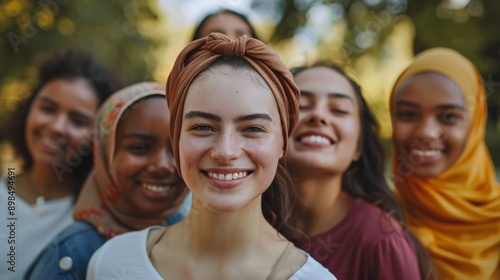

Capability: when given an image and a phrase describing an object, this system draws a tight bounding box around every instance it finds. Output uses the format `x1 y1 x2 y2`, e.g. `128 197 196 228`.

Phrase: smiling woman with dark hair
24 82 190 280
0 49 121 280
286 62 435 280
191 9 260 41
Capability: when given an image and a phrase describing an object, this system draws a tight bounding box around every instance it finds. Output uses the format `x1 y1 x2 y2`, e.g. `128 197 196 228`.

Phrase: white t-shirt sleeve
289 253 337 280
85 226 163 280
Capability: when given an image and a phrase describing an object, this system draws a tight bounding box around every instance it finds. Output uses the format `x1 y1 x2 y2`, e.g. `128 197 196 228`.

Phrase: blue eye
193 125 213 131
243 126 265 133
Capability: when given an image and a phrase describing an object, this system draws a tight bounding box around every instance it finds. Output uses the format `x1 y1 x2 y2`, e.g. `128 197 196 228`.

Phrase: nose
148 149 176 176
48 114 67 136
415 117 442 140
211 132 242 163
305 105 328 126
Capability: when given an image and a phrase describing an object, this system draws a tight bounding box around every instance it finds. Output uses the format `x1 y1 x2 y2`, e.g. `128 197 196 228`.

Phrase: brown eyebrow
300 91 354 104
395 100 466 111
121 132 155 141
40 96 93 122
185 111 221 122
185 111 272 123
234 113 272 123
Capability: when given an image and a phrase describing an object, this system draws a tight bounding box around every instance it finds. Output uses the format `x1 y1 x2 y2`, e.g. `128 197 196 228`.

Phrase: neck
180 196 276 259
20 162 74 204
293 173 354 236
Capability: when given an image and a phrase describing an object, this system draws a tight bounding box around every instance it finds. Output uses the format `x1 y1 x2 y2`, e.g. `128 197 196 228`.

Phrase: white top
88 226 336 280
0 178 74 280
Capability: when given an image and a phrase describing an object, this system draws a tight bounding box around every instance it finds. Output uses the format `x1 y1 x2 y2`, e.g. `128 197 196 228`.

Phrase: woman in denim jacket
24 82 191 279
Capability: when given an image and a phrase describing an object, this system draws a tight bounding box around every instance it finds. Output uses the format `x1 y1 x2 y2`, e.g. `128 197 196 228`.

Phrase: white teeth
41 137 63 149
207 171 248 181
142 183 171 193
412 150 440 157
300 135 331 145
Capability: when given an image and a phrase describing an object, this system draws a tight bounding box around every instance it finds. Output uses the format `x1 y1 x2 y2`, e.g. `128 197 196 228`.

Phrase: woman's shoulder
87 226 165 280
24 221 105 280
290 252 337 280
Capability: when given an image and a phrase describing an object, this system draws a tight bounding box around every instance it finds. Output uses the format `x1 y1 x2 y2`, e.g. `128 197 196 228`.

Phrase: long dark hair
195 55 300 241
291 62 436 280
6 49 122 198
191 9 260 41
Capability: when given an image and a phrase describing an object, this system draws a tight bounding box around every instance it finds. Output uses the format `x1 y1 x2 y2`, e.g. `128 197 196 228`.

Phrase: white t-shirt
88 226 336 280
0 178 74 280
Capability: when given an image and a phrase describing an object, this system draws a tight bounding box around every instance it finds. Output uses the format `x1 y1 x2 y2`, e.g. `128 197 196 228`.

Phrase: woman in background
0 49 120 280
286 62 435 279
191 9 260 41
24 82 190 279
390 47 500 279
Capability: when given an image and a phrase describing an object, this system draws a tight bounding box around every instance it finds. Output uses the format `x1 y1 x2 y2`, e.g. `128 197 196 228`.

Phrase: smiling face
198 12 253 40
286 67 361 176
112 97 185 216
25 78 98 167
179 65 283 212
392 72 470 178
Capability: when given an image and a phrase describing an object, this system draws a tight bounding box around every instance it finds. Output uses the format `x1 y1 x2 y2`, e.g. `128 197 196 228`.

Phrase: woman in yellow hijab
390 47 500 279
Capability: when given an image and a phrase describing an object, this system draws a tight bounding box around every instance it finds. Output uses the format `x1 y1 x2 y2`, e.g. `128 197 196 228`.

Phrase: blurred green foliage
0 0 166 140
252 0 499 163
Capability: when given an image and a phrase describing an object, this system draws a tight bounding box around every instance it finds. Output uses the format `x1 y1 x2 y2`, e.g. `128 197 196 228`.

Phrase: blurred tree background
0 0 499 172
0 0 166 141
251 0 500 167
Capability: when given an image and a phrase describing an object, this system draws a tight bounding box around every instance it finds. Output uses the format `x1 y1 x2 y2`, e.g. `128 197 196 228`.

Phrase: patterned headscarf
390 48 500 279
73 82 189 239
165 33 300 174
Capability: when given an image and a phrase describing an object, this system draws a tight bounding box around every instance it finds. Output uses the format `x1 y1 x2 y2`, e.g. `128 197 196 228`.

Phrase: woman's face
113 97 185 216
199 12 253 40
286 67 361 176
179 67 283 212
25 78 98 167
392 72 470 178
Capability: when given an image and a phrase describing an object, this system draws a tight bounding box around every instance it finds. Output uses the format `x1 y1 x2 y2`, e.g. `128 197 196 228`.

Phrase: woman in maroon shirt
286 62 435 280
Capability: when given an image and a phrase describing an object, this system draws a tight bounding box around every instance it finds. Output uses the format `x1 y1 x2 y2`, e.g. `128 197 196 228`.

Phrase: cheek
68 126 93 143
112 153 144 183
179 137 206 173
447 125 469 154
392 121 413 148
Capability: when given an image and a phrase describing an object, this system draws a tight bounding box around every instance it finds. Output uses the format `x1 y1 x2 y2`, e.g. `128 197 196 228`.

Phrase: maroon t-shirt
297 198 420 280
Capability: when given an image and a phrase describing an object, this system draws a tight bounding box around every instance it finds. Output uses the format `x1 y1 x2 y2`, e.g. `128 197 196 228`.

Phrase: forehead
184 68 277 115
118 97 169 130
37 78 97 104
395 72 466 106
202 13 251 30
294 67 357 99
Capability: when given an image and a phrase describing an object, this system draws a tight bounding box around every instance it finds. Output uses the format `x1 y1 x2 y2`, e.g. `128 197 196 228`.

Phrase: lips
295 131 335 146
39 136 66 154
409 149 443 164
141 183 173 193
202 168 253 189
207 171 249 181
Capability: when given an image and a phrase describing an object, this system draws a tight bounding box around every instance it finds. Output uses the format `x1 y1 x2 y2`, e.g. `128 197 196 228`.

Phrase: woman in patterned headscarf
25 82 190 279
390 47 500 279
87 33 335 280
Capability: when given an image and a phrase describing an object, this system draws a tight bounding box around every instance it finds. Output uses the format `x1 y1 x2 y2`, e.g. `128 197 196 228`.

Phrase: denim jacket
24 193 192 280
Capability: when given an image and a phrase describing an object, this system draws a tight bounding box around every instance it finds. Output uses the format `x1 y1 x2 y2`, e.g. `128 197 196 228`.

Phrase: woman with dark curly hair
0 49 121 280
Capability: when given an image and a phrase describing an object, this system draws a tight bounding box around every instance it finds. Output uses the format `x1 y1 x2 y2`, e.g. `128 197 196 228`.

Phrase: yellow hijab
390 48 500 279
